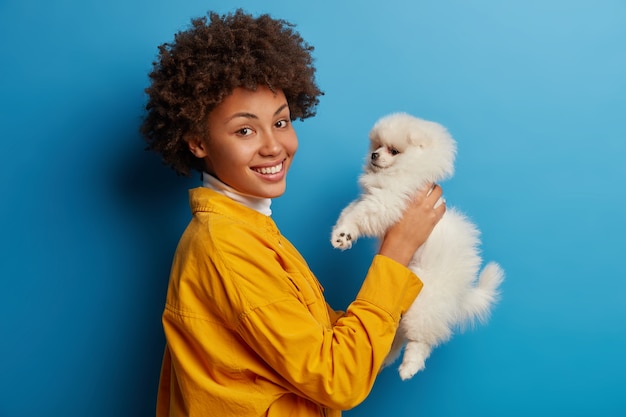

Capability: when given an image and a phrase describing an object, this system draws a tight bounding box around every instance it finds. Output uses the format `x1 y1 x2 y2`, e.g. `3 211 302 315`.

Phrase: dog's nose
371 152 379 160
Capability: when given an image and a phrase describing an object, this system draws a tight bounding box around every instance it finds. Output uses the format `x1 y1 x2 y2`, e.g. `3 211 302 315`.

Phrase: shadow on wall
109 129 197 414
64 86 198 414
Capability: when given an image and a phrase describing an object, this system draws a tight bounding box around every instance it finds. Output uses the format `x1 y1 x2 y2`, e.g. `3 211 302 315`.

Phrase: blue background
1 0 625 416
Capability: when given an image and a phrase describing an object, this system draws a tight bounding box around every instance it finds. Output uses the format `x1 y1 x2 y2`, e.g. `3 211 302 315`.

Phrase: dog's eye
389 147 400 156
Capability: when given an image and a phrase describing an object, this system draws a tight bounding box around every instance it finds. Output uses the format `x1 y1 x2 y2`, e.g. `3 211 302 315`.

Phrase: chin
256 182 287 199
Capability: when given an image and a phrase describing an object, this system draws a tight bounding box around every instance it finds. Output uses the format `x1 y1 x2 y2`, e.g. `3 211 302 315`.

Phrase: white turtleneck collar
202 172 272 216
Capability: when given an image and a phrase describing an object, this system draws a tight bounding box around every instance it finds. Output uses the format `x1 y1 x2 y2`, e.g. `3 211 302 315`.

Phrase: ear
186 135 208 158
408 131 427 148
409 126 433 149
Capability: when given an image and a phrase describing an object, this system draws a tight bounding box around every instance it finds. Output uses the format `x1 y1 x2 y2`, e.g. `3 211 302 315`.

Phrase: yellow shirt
156 188 422 416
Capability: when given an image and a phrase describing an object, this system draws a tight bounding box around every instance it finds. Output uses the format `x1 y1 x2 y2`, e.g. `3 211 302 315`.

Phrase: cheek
285 132 298 155
204 145 246 175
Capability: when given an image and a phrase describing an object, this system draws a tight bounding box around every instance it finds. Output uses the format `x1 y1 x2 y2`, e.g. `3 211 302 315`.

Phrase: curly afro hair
140 9 323 176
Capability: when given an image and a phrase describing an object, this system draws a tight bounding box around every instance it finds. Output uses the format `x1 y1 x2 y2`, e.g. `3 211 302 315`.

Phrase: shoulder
168 204 295 324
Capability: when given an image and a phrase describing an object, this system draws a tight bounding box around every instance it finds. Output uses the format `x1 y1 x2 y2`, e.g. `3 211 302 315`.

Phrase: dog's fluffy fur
331 113 504 380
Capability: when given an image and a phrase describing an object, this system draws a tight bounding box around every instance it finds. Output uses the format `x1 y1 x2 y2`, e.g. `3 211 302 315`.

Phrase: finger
426 184 443 202
433 197 447 218
424 182 436 196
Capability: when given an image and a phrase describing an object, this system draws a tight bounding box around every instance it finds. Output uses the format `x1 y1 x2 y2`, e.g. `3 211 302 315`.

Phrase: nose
371 152 379 160
260 132 281 156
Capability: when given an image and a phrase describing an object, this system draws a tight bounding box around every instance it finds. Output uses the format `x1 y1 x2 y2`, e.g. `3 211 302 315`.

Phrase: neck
202 173 272 216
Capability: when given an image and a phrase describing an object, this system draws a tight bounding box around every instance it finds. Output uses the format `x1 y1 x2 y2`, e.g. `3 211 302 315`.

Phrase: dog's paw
398 341 431 380
398 357 425 381
331 229 354 250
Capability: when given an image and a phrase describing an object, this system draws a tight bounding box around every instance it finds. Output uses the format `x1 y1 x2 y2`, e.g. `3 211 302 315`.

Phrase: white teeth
255 162 283 175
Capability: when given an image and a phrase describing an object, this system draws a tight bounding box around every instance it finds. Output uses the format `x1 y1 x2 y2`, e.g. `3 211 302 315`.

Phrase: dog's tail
459 262 504 330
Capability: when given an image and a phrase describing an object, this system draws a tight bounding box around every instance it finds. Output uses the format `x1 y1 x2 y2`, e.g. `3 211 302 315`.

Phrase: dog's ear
407 128 430 149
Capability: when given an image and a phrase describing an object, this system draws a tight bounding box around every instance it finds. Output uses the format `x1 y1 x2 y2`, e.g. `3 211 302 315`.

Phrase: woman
141 9 445 417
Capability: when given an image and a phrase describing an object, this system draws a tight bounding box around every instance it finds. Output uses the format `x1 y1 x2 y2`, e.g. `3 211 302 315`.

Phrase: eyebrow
227 103 290 122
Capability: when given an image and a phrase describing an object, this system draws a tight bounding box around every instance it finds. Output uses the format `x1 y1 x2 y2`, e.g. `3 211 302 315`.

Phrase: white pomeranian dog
331 112 504 380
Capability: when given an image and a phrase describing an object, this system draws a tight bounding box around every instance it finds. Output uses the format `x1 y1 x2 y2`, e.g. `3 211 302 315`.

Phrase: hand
378 184 446 266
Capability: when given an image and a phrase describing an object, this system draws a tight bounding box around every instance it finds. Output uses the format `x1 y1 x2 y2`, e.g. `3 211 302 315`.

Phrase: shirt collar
202 172 272 216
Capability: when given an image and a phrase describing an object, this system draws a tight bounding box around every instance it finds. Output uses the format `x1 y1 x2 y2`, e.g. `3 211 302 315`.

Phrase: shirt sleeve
235 255 422 410
326 305 344 324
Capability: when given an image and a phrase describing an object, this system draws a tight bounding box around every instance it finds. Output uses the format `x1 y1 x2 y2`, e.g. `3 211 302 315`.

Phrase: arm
235 255 422 410
233 186 444 407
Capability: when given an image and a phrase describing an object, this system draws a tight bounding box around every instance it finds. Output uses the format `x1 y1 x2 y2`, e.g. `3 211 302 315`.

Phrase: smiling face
187 86 298 198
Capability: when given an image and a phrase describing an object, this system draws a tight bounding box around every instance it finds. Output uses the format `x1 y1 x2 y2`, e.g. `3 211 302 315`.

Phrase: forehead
210 86 288 122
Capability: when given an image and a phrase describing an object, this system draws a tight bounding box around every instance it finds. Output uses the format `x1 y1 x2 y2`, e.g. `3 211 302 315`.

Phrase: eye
236 127 253 136
275 119 290 128
389 147 400 156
